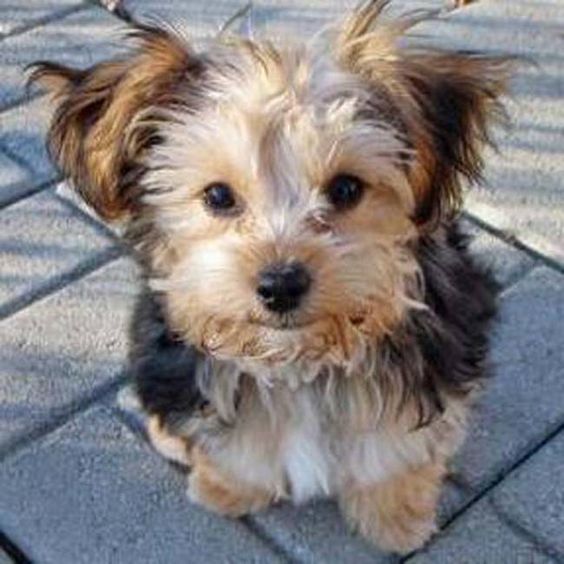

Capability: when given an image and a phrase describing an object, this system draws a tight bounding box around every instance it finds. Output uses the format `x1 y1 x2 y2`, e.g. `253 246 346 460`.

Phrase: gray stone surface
0 95 59 181
462 219 536 288
453 267 564 490
0 1 84 37
0 5 126 110
410 498 553 564
0 258 137 454
0 188 117 315
492 432 564 558
0 404 283 564
0 150 33 207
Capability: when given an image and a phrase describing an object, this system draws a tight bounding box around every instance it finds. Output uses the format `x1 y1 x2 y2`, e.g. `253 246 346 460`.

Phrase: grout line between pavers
462 211 564 276
0 4 89 43
242 516 302 564
0 373 125 463
0 529 32 564
489 498 563 562
0 143 35 175
0 90 43 116
0 246 122 322
110 401 149 443
402 413 564 563
0 175 59 211
499 262 537 292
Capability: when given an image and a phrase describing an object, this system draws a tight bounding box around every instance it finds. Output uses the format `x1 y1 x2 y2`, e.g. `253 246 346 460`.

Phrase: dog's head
31 1 511 374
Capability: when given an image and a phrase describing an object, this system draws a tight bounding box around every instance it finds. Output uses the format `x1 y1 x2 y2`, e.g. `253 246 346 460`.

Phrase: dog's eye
326 174 364 211
203 182 237 213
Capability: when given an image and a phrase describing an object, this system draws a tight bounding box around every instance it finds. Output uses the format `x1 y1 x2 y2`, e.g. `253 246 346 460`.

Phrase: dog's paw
146 416 192 466
359 511 437 555
187 451 272 517
341 462 444 554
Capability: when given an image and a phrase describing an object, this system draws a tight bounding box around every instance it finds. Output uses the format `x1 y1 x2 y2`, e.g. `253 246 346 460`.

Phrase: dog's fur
31 1 511 553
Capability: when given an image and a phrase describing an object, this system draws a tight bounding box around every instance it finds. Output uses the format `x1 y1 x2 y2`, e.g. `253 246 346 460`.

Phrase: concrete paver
0 5 125 111
410 497 554 564
453 267 564 490
0 95 60 184
0 151 33 207
463 219 536 288
0 189 117 316
0 258 137 454
492 431 564 559
0 0 84 38
0 404 284 564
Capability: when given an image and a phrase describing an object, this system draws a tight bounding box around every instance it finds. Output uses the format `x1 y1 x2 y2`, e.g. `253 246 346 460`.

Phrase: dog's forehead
146 38 412 213
202 40 372 121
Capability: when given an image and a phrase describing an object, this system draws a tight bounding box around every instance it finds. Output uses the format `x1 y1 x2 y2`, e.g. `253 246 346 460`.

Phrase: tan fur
147 415 192 466
30 25 201 219
188 447 275 517
340 461 446 554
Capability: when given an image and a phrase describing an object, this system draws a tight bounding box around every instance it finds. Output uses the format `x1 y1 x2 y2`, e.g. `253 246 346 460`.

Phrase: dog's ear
28 24 203 220
337 1 513 224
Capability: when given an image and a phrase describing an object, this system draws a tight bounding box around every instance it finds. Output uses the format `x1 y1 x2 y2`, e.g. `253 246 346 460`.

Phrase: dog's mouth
249 314 311 331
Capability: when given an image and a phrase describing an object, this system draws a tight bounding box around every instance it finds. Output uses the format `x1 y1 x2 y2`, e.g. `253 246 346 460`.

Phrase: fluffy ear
28 24 203 220
337 1 513 224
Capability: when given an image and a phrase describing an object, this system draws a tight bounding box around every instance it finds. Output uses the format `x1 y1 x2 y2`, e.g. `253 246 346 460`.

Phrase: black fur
129 290 208 428
389 221 498 426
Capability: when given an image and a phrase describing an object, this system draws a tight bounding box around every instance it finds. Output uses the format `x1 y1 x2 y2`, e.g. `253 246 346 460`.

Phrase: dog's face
32 1 510 372
143 40 420 368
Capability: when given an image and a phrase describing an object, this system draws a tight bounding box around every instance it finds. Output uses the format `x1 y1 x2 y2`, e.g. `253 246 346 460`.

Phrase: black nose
256 262 311 314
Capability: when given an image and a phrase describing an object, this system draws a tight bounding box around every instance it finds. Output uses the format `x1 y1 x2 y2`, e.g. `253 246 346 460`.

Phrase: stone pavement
0 0 563 562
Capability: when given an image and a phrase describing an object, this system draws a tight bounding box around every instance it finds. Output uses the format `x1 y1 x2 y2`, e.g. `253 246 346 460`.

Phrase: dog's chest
279 390 333 503
214 378 446 504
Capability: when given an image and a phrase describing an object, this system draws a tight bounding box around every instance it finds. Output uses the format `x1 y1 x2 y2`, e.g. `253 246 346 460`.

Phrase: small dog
31 1 511 553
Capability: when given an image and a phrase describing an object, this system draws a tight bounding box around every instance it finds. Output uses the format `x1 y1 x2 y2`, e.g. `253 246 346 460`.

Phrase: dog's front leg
339 461 445 554
187 447 274 517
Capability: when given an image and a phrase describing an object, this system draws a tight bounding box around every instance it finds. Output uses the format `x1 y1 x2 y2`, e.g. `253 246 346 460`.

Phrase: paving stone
0 96 58 181
0 188 117 314
462 219 536 288
0 150 33 207
410 497 553 564
0 6 126 110
452 267 564 490
0 257 137 453
0 405 283 564
0 1 85 37
492 432 564 558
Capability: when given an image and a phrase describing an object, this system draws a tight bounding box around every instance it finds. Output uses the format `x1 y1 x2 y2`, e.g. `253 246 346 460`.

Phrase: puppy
31 1 511 553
